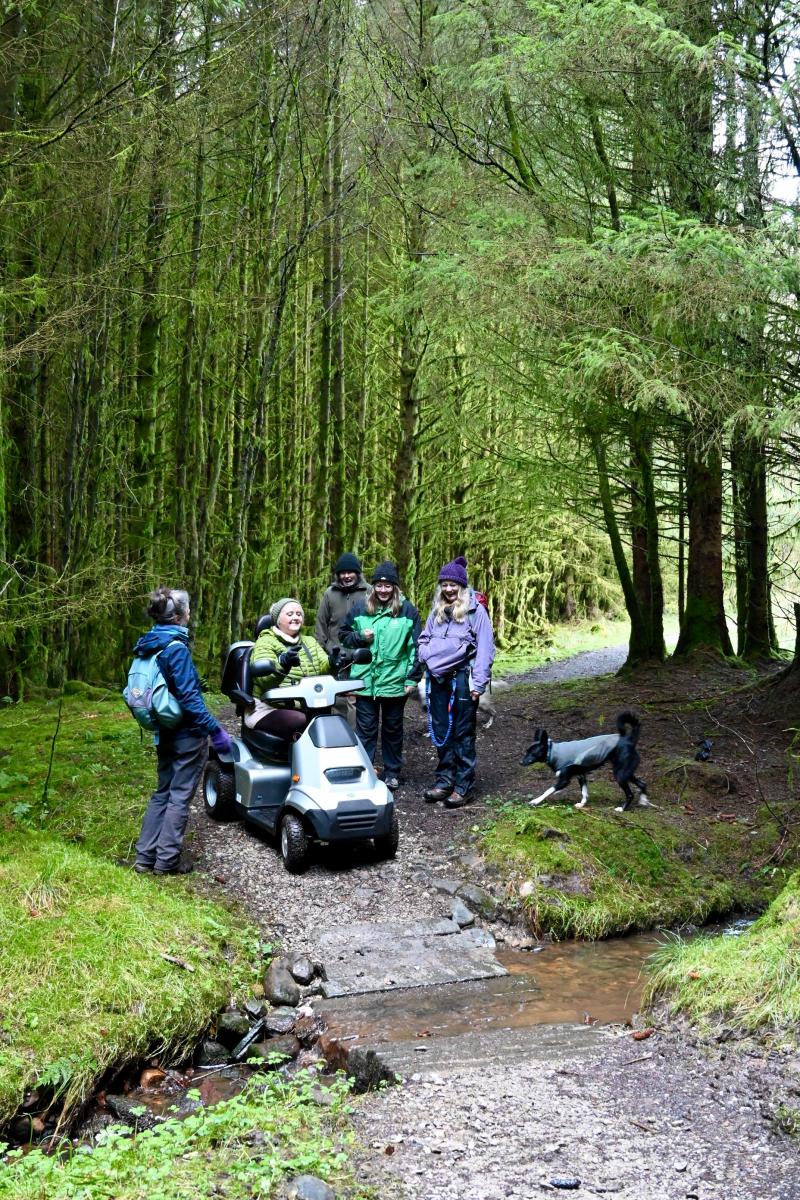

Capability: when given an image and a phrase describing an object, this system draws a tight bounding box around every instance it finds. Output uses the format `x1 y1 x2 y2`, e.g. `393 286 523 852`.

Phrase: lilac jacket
417 593 496 694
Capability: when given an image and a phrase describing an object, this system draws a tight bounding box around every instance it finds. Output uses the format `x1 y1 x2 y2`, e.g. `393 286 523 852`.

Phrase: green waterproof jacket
249 626 330 699
339 597 422 698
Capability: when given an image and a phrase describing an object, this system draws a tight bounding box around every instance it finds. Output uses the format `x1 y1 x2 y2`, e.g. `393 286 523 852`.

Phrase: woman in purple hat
417 557 495 807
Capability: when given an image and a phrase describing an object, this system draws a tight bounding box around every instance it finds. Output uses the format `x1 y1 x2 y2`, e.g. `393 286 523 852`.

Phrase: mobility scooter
203 621 399 872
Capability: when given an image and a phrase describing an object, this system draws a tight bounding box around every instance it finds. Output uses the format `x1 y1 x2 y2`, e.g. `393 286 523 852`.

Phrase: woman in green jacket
247 597 330 740
339 562 421 790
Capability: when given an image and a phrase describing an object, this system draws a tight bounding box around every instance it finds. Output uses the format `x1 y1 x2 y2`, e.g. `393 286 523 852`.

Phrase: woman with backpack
339 562 422 790
418 556 495 808
133 587 232 875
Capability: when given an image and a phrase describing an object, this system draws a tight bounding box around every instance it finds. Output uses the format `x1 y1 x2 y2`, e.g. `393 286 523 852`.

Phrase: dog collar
546 738 554 768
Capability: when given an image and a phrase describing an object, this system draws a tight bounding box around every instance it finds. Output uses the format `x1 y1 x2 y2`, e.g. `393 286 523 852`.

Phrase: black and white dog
521 711 649 812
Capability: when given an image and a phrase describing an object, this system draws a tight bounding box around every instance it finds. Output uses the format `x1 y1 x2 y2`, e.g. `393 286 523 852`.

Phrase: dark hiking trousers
355 695 406 776
428 667 478 796
135 733 207 871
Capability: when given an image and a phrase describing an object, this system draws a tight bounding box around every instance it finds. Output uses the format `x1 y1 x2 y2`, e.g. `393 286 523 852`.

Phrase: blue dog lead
425 673 457 749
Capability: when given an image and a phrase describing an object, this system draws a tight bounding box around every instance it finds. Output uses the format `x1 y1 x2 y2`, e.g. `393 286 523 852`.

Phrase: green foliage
0 1073 364 1199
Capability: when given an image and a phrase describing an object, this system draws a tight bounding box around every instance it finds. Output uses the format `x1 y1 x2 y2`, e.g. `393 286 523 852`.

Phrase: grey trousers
135 734 207 871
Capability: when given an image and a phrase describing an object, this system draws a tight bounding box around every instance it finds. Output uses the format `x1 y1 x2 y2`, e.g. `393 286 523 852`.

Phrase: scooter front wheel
373 809 400 860
280 812 310 873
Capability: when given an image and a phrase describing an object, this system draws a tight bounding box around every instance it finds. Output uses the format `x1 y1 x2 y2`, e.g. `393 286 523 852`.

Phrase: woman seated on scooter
247 597 330 740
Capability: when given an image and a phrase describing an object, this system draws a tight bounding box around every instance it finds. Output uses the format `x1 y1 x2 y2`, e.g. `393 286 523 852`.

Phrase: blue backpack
123 642 183 732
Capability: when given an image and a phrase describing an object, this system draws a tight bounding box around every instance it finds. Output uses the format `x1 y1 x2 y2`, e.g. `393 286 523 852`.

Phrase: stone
245 1034 300 1064
451 899 475 928
244 996 267 1020
289 955 315 985
456 852 483 871
264 959 301 1007
314 918 505 996
456 883 497 917
431 877 461 896
196 1039 229 1067
217 1010 250 1046
293 1013 319 1042
461 926 496 950
9 1115 44 1143
105 1094 161 1130
265 1008 297 1036
139 1067 166 1088
519 880 536 899
285 1174 336 1200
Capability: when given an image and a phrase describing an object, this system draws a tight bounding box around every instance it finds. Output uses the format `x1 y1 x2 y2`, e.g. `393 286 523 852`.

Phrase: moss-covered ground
481 798 790 941
0 693 256 1125
645 870 800 1041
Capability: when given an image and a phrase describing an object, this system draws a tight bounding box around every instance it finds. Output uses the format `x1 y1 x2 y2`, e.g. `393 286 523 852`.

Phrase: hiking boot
154 855 194 876
424 786 451 803
133 861 153 874
444 791 471 808
384 776 400 791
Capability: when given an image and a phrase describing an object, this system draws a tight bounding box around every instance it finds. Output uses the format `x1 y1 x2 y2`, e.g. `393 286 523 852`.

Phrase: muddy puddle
315 931 664 1048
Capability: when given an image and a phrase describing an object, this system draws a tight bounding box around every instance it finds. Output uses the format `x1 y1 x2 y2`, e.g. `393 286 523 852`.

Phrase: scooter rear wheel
280 812 310 873
203 760 237 821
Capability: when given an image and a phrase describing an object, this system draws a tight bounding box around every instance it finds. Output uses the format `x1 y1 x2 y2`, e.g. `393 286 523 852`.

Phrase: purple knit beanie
438 555 468 588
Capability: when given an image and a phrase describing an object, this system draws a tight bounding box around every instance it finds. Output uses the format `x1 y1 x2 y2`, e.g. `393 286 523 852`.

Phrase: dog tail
616 711 640 743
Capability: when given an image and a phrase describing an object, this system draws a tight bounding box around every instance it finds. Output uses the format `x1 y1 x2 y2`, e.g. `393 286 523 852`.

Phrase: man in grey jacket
315 552 369 655
316 553 369 727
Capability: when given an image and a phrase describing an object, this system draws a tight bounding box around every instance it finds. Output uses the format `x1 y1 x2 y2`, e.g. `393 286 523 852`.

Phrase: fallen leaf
632 1028 655 1041
384 1144 396 1156
688 971 702 980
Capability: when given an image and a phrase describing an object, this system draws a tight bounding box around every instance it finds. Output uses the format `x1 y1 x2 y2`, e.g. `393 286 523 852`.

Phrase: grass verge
480 796 796 940
0 690 228 859
0 1072 367 1199
644 871 800 1043
0 828 256 1121
0 694 256 1125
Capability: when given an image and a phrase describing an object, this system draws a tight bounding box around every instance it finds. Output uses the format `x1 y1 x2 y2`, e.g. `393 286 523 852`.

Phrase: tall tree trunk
591 432 648 665
674 436 733 656
629 415 665 661
131 0 176 573
731 430 774 659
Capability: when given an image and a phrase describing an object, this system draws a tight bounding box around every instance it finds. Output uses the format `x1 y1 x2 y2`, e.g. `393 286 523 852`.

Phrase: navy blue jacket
132 624 221 740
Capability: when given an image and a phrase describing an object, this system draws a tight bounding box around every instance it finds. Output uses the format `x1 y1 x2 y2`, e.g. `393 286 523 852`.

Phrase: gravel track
190 645 799 1198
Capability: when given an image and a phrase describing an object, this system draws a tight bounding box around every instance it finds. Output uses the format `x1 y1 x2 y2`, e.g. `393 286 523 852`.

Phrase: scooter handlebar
250 658 277 678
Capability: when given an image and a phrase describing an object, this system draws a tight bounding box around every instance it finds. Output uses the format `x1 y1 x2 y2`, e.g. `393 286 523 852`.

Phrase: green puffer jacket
250 626 330 698
339 597 422 698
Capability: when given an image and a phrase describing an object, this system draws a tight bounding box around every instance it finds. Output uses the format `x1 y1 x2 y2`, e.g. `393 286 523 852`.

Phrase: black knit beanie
334 552 361 575
371 560 400 586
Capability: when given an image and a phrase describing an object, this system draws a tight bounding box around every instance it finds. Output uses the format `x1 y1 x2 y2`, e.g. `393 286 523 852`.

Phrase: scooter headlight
324 766 364 784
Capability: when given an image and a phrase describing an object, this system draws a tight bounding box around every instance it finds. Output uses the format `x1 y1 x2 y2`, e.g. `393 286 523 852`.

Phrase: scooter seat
241 728 291 763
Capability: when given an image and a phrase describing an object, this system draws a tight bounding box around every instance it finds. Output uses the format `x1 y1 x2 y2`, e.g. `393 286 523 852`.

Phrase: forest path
193 645 797 1200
